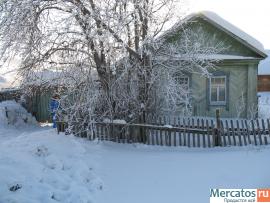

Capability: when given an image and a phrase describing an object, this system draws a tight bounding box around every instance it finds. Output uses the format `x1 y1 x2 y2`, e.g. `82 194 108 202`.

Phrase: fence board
241 120 247 146
251 120 257 145
236 120 242 146
256 119 263 145
230 120 236 146
211 120 215 147
174 117 177 146
202 119 206 148
183 118 187 146
266 119 270 144
206 120 211 148
261 119 268 145
244 120 251 145
192 118 196 147
220 120 226 147
197 119 200 148
188 119 191 147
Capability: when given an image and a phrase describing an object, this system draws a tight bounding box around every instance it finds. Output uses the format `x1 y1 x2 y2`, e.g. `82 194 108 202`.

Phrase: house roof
163 11 267 59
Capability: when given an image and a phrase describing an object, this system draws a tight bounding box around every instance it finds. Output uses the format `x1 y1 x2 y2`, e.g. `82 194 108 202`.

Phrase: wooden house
156 11 267 118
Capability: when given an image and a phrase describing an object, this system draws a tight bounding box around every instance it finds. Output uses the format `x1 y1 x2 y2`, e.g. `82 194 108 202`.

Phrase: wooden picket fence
89 120 270 148
58 113 270 148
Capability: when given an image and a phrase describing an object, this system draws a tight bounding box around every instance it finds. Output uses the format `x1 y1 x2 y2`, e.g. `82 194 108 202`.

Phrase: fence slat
256 119 263 145
146 127 150 145
251 120 257 145
261 119 268 145
236 120 242 146
230 120 236 146
178 118 182 146
220 120 226 147
174 117 177 146
197 119 200 148
187 119 191 147
155 128 158 145
202 119 206 148
206 120 211 148
183 118 187 146
267 119 270 144
241 120 247 146
151 127 155 145
169 127 172 146
192 118 196 147
211 120 215 147
225 120 231 146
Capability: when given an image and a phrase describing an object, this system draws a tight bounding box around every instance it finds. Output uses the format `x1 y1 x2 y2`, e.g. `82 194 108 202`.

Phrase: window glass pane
219 87 226 101
211 78 217 84
211 77 225 85
211 87 217 102
220 78 225 85
210 76 226 104
216 78 221 84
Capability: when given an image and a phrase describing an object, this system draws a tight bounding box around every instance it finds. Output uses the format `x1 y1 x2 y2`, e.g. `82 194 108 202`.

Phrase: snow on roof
258 50 270 75
154 54 260 61
165 11 267 57
24 69 99 87
197 11 266 56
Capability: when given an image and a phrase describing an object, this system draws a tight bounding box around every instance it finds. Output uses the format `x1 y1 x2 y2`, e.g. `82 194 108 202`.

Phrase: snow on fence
57 110 270 148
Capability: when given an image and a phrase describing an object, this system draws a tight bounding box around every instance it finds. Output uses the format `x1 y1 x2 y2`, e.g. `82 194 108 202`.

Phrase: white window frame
210 76 226 105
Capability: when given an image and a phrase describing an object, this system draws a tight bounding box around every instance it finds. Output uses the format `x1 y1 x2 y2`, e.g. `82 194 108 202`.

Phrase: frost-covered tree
0 0 222 132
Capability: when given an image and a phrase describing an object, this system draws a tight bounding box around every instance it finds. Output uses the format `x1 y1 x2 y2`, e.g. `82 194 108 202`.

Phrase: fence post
215 109 222 146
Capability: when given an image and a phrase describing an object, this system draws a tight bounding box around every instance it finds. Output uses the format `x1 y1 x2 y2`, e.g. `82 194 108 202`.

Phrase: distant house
155 11 267 118
258 50 270 92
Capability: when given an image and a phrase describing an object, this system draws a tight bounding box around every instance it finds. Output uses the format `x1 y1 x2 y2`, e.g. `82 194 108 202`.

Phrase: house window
173 76 190 106
210 76 226 105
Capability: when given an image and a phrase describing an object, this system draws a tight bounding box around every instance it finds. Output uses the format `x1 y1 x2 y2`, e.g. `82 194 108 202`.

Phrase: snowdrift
0 100 38 128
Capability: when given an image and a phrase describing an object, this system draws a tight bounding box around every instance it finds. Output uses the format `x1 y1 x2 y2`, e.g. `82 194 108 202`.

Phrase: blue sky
187 0 270 49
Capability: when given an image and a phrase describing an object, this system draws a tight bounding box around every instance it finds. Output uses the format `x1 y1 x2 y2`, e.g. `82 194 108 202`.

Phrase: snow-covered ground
0 101 103 203
1 101 270 203
0 128 103 203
